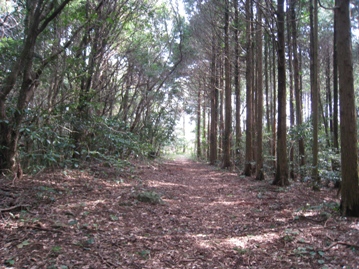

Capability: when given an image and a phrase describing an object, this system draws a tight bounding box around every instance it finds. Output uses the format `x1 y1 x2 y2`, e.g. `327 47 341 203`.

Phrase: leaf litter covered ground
1 157 359 268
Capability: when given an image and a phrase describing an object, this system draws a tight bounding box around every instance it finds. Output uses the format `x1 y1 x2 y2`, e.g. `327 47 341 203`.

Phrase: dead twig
324 241 359 251
0 204 30 213
95 251 117 267
21 224 64 234
324 216 332 227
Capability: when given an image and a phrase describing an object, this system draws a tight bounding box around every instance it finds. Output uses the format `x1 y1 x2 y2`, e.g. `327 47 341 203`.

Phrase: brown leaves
1 159 359 268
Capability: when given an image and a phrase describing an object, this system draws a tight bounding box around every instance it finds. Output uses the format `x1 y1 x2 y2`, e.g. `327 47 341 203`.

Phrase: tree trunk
255 1 264 181
209 37 218 165
0 2 40 172
202 91 207 157
319 96 331 148
287 1 295 180
310 0 319 183
219 56 224 160
272 0 289 186
271 29 277 170
180 115 184 153
326 49 333 138
234 0 241 159
197 87 201 158
264 36 270 134
222 0 232 169
0 0 71 173
333 0 339 150
336 0 359 217
73 2 107 159
207 108 211 160
244 0 253 176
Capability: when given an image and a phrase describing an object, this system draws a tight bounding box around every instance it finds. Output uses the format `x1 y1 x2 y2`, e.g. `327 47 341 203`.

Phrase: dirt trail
1 158 359 268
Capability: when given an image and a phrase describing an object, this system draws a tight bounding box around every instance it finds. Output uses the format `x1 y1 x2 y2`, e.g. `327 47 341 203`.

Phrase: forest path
118 157 354 268
1 157 357 268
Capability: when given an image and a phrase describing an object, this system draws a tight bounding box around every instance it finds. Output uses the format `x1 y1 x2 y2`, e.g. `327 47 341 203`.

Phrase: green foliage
5 258 15 266
19 109 77 173
16 90 180 173
138 249 151 259
233 247 248 255
87 115 155 158
16 240 30 249
51 245 62 253
18 106 158 173
0 0 186 173
287 118 342 183
135 191 163 204
318 150 341 183
0 38 22 78
288 121 312 142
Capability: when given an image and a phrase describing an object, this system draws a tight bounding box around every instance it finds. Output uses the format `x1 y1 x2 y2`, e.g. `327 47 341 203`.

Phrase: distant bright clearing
159 0 186 17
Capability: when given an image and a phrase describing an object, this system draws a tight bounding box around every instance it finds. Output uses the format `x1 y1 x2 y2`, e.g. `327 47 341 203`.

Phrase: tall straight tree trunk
234 0 241 157
336 0 359 216
209 37 218 165
310 0 319 182
207 109 211 160
266 0 276 168
222 0 232 169
197 87 201 158
265 35 271 134
182 114 186 153
319 96 331 148
244 0 253 176
326 50 333 136
255 1 264 180
287 1 295 180
271 32 277 169
297 46 305 168
253 21 258 166
219 59 224 160
273 0 289 186
333 0 339 150
202 91 207 157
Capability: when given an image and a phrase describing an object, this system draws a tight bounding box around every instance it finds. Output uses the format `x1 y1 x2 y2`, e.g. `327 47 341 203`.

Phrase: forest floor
1 156 359 268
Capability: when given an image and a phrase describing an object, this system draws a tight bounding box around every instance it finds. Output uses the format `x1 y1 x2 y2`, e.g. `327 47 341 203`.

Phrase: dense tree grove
181 0 359 216
1 0 359 216
0 0 186 174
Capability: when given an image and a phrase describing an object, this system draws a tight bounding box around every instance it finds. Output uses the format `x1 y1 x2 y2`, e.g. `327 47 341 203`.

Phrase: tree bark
336 0 359 216
234 0 241 159
287 0 295 180
310 0 319 183
244 0 253 176
202 90 207 157
333 0 339 150
219 55 224 160
272 0 289 186
271 27 277 170
197 86 201 158
326 49 333 139
255 1 264 181
209 36 218 165
289 0 305 170
264 35 270 134
222 0 232 169
0 0 72 172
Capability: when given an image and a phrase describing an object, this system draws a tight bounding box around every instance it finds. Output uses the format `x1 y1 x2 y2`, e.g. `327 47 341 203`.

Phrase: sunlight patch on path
224 232 280 248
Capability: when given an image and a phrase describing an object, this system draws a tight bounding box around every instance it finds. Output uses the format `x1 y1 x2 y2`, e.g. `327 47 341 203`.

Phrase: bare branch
38 0 73 34
318 0 338 10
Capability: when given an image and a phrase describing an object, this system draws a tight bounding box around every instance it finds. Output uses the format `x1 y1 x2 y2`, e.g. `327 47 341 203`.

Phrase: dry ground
1 157 359 268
